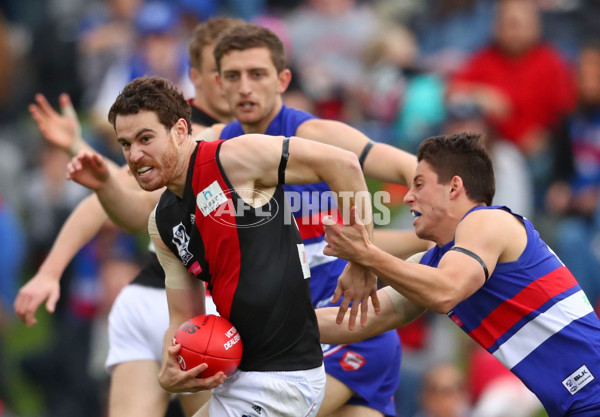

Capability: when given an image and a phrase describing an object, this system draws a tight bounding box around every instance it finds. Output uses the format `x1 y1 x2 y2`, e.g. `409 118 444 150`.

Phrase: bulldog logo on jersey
340 351 366 371
172 222 193 264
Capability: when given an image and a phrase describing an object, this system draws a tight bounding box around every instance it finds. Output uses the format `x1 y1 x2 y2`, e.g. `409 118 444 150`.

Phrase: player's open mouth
238 101 255 109
411 210 422 218
137 167 154 177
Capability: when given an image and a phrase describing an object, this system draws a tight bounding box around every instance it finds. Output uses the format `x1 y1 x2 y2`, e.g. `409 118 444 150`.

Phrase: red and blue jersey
422 206 600 417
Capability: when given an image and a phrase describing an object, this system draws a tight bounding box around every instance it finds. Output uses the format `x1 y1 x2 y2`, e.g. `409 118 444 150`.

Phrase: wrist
68 137 85 157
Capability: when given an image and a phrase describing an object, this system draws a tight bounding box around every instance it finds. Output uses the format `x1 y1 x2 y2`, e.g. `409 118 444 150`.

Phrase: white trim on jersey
493 290 594 369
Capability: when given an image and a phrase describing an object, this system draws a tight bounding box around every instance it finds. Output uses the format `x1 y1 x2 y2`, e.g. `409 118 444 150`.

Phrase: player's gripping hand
14 271 61 327
158 342 226 393
324 206 380 329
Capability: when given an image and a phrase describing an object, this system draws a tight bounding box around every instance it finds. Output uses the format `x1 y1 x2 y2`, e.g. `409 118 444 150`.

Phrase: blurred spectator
358 24 445 150
76 0 143 108
448 0 577 211
413 362 472 417
22 144 89 264
90 0 191 160
286 0 379 120
411 0 496 76
443 95 534 219
396 313 463 417
545 42 600 309
448 0 577 158
0 192 25 415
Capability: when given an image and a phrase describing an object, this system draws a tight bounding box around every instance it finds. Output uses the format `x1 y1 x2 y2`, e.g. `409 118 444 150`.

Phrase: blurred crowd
1 0 600 416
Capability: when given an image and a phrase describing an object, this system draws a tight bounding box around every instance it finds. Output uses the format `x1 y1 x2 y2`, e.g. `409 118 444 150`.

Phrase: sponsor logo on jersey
172 222 193 263
562 365 595 395
223 326 241 351
340 351 366 371
197 180 228 217
252 404 263 414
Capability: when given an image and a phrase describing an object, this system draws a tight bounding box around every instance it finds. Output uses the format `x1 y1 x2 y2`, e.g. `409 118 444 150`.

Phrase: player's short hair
213 22 287 73
417 133 495 205
108 76 192 135
188 17 245 72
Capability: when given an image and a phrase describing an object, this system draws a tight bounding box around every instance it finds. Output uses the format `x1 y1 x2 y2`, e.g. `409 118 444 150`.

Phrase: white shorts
210 364 326 417
105 284 218 373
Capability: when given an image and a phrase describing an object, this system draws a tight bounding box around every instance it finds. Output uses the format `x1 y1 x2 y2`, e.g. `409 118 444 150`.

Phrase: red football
173 314 243 378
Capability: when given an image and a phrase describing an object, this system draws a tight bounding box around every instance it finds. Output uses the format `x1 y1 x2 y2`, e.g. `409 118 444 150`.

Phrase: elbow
427 293 460 314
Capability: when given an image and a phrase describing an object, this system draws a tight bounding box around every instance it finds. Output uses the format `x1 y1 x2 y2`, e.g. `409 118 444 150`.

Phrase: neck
167 138 196 198
436 202 485 247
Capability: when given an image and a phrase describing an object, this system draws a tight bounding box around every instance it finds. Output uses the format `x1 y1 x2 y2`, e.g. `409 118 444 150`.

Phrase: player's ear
189 67 199 86
277 69 292 94
449 175 464 199
172 118 189 144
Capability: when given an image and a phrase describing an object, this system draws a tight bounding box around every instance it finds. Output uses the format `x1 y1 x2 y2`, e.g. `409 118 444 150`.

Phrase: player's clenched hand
66 150 110 191
14 271 61 327
158 343 226 393
331 262 379 330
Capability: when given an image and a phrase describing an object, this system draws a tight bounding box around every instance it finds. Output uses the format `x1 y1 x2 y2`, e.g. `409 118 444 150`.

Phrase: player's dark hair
108 76 192 135
417 133 495 205
188 17 244 72
213 22 286 73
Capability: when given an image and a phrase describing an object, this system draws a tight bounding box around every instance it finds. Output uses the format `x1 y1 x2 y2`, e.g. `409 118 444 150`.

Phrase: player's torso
424 207 600 416
155 141 322 372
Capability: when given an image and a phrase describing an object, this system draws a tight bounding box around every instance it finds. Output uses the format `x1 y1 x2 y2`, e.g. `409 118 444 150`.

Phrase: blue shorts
322 329 401 416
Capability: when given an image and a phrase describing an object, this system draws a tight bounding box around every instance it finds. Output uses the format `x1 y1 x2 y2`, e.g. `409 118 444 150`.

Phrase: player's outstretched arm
14 193 108 326
297 119 417 186
67 150 163 234
372 229 431 259
317 285 426 344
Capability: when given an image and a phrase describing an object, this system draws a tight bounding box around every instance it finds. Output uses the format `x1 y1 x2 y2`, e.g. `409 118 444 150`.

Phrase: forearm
372 229 430 259
362 143 417 186
318 287 420 344
359 245 457 313
39 193 108 276
96 169 160 234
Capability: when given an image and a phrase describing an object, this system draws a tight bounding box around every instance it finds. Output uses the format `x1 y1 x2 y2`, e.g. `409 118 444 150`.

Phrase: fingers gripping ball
174 314 243 378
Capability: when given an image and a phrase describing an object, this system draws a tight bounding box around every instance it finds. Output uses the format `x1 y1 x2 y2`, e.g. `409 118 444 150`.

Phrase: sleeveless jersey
221 106 402 415
155 140 322 372
221 105 348 306
421 206 600 417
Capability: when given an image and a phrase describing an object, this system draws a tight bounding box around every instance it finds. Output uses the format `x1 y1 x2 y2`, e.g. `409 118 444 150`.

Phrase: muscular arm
372 229 431 259
148 210 225 392
297 119 417 186
14 193 108 326
67 152 164 234
221 134 377 328
325 209 522 313
318 252 428 343
220 134 373 234
317 286 426 344
96 166 164 233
